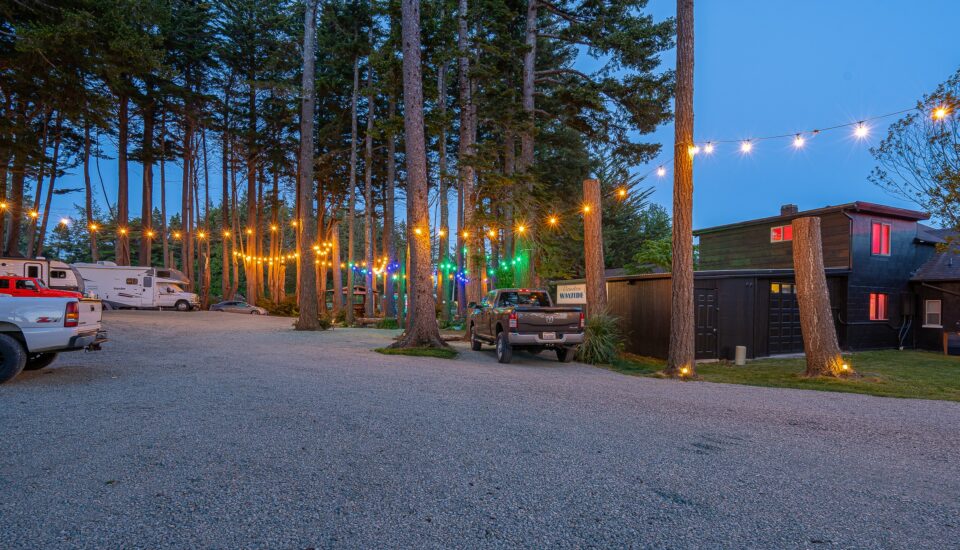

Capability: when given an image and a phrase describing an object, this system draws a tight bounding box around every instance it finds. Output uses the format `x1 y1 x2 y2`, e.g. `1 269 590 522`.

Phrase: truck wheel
0 333 27 384
24 352 58 371
469 324 482 351
556 346 575 363
175 300 190 312
495 331 513 364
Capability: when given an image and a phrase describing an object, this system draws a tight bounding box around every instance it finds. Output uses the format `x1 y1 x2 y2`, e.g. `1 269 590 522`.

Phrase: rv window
27 265 39 278
143 276 153 287
0 280 8 289
51 270 67 279
126 278 138 285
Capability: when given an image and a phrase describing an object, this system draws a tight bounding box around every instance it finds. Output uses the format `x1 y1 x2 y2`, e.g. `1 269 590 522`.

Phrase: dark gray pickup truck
467 288 584 364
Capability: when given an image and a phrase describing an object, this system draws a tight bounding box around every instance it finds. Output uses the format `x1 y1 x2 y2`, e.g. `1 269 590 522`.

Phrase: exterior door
24 262 44 281
768 282 804 354
695 289 718 359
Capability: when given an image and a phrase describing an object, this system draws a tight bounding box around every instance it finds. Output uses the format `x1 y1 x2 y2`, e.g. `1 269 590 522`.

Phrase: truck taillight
509 311 518 330
64 301 79 327
579 311 585 329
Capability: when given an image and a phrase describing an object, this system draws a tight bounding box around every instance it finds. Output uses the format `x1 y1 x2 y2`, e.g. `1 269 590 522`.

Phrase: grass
374 346 459 359
608 350 960 402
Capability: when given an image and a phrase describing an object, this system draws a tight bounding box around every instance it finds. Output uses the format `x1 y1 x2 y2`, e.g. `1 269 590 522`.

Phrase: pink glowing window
871 222 891 255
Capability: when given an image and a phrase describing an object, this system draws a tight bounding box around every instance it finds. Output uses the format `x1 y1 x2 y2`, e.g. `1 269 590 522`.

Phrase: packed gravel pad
1 310 958 548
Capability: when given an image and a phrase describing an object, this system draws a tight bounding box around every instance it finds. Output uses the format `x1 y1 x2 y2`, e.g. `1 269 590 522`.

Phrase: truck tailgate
78 298 103 334
516 308 581 333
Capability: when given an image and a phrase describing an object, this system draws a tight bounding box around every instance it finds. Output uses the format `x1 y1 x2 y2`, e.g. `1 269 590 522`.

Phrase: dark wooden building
578 202 954 360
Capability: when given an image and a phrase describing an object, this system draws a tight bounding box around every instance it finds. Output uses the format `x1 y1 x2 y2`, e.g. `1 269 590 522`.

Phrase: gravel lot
1 310 958 548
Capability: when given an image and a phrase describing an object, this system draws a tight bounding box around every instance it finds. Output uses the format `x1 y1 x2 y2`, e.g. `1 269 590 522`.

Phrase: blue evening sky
48 0 960 232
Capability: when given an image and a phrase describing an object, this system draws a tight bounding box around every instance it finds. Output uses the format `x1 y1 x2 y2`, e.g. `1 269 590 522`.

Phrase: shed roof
694 201 929 236
912 231 960 281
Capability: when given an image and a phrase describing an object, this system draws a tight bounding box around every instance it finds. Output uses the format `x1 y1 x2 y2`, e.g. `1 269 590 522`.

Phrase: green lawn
608 350 960 402
374 346 459 359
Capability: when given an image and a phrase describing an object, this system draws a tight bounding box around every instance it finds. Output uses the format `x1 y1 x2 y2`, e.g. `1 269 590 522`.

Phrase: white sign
556 283 587 305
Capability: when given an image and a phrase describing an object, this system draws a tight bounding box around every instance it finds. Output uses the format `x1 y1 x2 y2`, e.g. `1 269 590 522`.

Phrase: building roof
694 201 930 236
913 230 960 282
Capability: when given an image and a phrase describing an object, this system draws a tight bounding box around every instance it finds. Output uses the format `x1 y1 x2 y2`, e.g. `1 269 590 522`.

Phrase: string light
462 230 470 238
488 228 497 238
414 227 423 236
29 210 38 219
270 224 278 232
933 106 949 120
656 166 666 177
516 225 526 234
173 231 181 239
146 229 155 238
246 228 253 235
582 204 591 214
688 145 700 156
740 140 753 153
118 227 127 235
290 220 298 227
59 217 70 226
793 134 805 148
617 188 627 199
0 202 7 209
197 231 206 239
703 142 714 154
223 230 231 237
89 223 98 231
548 215 558 226
853 122 869 139
438 228 446 237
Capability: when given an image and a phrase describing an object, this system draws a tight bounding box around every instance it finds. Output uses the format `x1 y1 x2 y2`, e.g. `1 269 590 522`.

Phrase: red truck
0 276 83 299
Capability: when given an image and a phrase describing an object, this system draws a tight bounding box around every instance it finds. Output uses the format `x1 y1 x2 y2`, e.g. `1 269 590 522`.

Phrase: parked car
0 276 82 298
73 261 200 311
210 301 268 315
0 295 107 384
467 288 584 364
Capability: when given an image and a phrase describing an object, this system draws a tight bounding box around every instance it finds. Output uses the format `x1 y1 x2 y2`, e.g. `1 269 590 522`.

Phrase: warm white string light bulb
740 140 753 153
854 122 869 139
793 134 805 148
656 166 667 177
703 142 715 154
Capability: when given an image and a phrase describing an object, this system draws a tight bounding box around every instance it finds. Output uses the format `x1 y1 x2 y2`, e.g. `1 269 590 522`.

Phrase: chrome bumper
508 332 584 346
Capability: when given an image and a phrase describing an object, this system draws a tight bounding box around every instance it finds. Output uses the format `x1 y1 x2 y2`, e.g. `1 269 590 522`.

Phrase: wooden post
583 178 607 316
792 216 848 377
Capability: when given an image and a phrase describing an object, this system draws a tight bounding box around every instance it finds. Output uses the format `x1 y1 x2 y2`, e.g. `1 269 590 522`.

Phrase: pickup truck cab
0 295 106 383
468 288 584 364
0 276 82 298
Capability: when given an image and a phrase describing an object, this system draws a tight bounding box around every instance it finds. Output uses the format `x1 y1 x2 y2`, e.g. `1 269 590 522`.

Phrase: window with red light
869 293 888 321
871 222 891 255
770 225 793 243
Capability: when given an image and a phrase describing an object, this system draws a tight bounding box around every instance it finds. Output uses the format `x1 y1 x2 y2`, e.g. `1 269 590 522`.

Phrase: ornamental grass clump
576 310 623 365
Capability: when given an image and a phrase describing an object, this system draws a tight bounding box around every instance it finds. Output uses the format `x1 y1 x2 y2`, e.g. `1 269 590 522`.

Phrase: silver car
209 301 268 315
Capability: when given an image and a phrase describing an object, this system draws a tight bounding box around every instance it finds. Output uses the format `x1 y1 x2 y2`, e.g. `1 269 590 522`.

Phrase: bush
318 314 333 330
258 297 298 317
374 346 458 359
576 310 623 365
334 308 347 324
376 318 400 329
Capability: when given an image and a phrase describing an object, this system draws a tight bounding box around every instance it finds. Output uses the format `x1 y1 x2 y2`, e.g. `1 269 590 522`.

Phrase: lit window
871 222 891 255
869 293 888 321
770 225 793 243
924 300 942 327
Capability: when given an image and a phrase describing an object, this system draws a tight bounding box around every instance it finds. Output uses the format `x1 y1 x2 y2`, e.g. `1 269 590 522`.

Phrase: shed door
695 289 718 359
769 282 803 354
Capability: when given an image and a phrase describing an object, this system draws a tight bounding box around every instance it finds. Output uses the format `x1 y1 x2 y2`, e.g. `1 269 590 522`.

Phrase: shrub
334 308 347 324
318 314 333 330
258 297 298 317
376 317 400 329
374 346 458 359
576 310 623 365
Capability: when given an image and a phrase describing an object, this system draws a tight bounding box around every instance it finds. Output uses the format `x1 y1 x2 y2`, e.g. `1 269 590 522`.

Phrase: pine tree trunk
331 219 343 316
393 0 445 348
438 60 450 322
139 101 154 266
36 113 63 257
346 54 360 324
583 179 607 316
363 53 375 318
245 85 258 303
159 111 168 267
83 117 99 261
457 0 480 308
666 0 696 377
517 0 537 288
383 97 397 319
221 131 230 297
25 108 52 258
503 129 515 262
117 96 131 265
792 217 847 377
295 0 320 329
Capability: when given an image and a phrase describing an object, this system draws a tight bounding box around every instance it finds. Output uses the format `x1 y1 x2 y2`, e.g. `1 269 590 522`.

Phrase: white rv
0 257 84 292
73 262 200 311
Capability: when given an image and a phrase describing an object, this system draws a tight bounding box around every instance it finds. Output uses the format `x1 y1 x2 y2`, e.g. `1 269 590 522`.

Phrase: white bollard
735 346 747 366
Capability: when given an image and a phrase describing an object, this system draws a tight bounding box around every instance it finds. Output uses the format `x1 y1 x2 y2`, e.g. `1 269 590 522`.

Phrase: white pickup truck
0 295 106 383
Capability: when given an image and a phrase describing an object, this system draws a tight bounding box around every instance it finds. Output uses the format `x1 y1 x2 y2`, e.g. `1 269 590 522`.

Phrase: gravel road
1 310 958 548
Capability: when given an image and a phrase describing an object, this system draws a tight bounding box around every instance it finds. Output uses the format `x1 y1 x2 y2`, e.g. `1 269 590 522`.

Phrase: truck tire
495 331 512 364
469 324 482 351
0 333 28 384
24 352 58 371
556 346 575 363
175 300 190 312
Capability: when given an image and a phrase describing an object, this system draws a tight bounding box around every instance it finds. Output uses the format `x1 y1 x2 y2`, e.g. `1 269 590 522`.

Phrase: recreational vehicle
73 262 200 311
0 257 84 292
